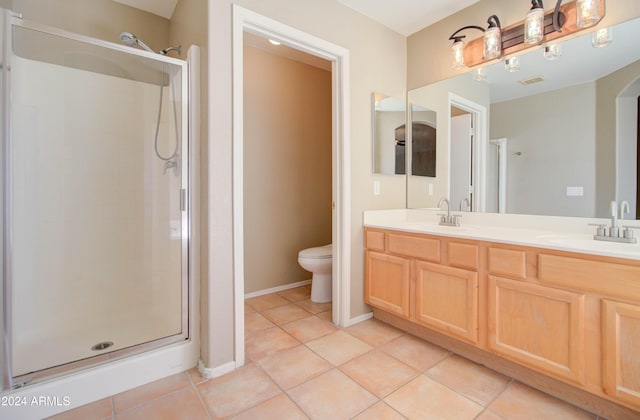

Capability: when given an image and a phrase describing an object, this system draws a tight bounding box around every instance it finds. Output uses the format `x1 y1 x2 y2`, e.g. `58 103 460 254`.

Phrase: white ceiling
112 0 179 19
244 32 332 71
337 0 480 36
113 0 479 34
482 18 640 103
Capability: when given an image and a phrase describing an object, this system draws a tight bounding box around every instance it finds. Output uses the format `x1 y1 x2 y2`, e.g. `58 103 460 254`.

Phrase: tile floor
51 285 602 419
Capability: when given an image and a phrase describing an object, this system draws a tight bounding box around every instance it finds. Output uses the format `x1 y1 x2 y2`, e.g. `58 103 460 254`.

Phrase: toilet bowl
298 244 332 303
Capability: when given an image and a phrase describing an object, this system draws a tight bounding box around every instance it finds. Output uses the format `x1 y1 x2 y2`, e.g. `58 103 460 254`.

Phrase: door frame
449 93 488 212
232 5 351 367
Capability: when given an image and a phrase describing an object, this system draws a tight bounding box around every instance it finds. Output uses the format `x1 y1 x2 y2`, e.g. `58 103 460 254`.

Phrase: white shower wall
10 54 183 376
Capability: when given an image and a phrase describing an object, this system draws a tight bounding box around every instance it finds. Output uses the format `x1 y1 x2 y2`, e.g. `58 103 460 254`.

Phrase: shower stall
1 10 191 389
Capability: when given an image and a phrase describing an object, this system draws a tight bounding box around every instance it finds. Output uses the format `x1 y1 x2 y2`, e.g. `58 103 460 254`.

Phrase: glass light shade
505 57 520 72
472 67 487 82
483 26 502 59
525 8 545 44
451 40 466 69
543 44 562 60
592 27 612 47
577 0 600 28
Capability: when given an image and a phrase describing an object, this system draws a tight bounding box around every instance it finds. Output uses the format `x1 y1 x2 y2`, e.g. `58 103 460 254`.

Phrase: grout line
232 357 311 418
112 373 194 417
110 396 115 419
482 377 515 411
187 370 214 420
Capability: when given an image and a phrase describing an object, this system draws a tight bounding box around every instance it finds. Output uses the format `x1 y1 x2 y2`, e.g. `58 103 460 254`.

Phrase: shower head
119 32 155 54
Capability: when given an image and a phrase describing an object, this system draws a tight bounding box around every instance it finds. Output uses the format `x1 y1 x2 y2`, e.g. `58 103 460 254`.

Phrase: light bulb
543 44 562 60
577 0 601 28
484 26 502 60
525 7 545 44
505 57 520 73
451 40 466 70
592 27 612 47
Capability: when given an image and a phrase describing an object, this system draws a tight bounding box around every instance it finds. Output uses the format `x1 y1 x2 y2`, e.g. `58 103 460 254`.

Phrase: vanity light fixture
525 0 545 44
268 39 281 46
592 27 612 47
484 15 503 59
505 57 521 72
449 25 485 69
576 0 601 28
543 44 562 60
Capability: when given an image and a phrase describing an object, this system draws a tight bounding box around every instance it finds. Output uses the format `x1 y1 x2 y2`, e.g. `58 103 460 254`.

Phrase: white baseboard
244 279 311 299
198 360 236 380
344 311 373 327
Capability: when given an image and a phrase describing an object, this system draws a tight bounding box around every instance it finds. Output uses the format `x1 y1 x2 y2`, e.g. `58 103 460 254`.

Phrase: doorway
232 6 351 368
615 78 640 218
450 108 473 211
448 94 488 212
242 32 332 297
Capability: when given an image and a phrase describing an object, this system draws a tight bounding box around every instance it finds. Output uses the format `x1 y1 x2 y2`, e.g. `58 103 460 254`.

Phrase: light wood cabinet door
602 299 640 409
365 251 410 318
488 276 586 385
414 261 478 344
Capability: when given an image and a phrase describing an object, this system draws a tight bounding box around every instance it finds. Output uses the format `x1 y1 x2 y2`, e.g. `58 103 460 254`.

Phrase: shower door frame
2 13 191 390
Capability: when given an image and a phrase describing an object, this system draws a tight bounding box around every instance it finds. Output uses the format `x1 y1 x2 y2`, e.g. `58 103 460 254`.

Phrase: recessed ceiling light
268 39 281 46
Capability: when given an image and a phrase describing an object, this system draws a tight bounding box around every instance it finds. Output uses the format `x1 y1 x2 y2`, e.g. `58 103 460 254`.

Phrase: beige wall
13 0 168 50
243 45 332 294
491 83 597 217
407 0 640 89
207 0 407 366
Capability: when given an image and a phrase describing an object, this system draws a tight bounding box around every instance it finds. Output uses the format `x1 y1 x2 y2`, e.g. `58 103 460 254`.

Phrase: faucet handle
589 223 609 237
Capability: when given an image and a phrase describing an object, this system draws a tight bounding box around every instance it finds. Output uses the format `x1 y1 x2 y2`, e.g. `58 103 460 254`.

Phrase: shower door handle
180 188 186 211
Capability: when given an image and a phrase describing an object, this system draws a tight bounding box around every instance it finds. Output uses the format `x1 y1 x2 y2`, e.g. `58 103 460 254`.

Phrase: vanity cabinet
415 261 478 344
364 226 640 416
602 299 640 408
488 276 586 385
364 229 479 343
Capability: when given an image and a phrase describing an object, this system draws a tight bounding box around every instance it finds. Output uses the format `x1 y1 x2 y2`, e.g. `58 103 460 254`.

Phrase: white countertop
363 209 640 261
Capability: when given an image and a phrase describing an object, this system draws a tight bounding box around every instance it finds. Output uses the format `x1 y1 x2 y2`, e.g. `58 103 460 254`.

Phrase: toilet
298 244 332 303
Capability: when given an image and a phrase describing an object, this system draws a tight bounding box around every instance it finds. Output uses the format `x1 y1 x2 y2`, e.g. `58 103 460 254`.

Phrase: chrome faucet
610 200 619 237
437 197 460 227
459 197 471 212
620 200 630 221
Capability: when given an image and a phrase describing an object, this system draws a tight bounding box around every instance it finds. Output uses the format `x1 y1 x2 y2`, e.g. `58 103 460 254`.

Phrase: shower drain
91 341 114 351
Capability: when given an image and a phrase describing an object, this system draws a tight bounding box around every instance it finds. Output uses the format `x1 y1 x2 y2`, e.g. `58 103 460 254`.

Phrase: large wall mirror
408 16 640 219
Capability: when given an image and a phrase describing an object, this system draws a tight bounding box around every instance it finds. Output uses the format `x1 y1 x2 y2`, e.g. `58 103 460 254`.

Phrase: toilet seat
298 244 332 259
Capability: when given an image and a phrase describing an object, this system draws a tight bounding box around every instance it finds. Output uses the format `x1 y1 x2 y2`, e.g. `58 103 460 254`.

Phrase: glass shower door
5 17 189 386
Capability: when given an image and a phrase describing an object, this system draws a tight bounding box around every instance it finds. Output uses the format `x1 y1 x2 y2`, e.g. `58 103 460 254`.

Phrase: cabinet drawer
539 254 640 301
365 230 385 251
448 242 478 270
488 247 527 280
387 233 440 262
